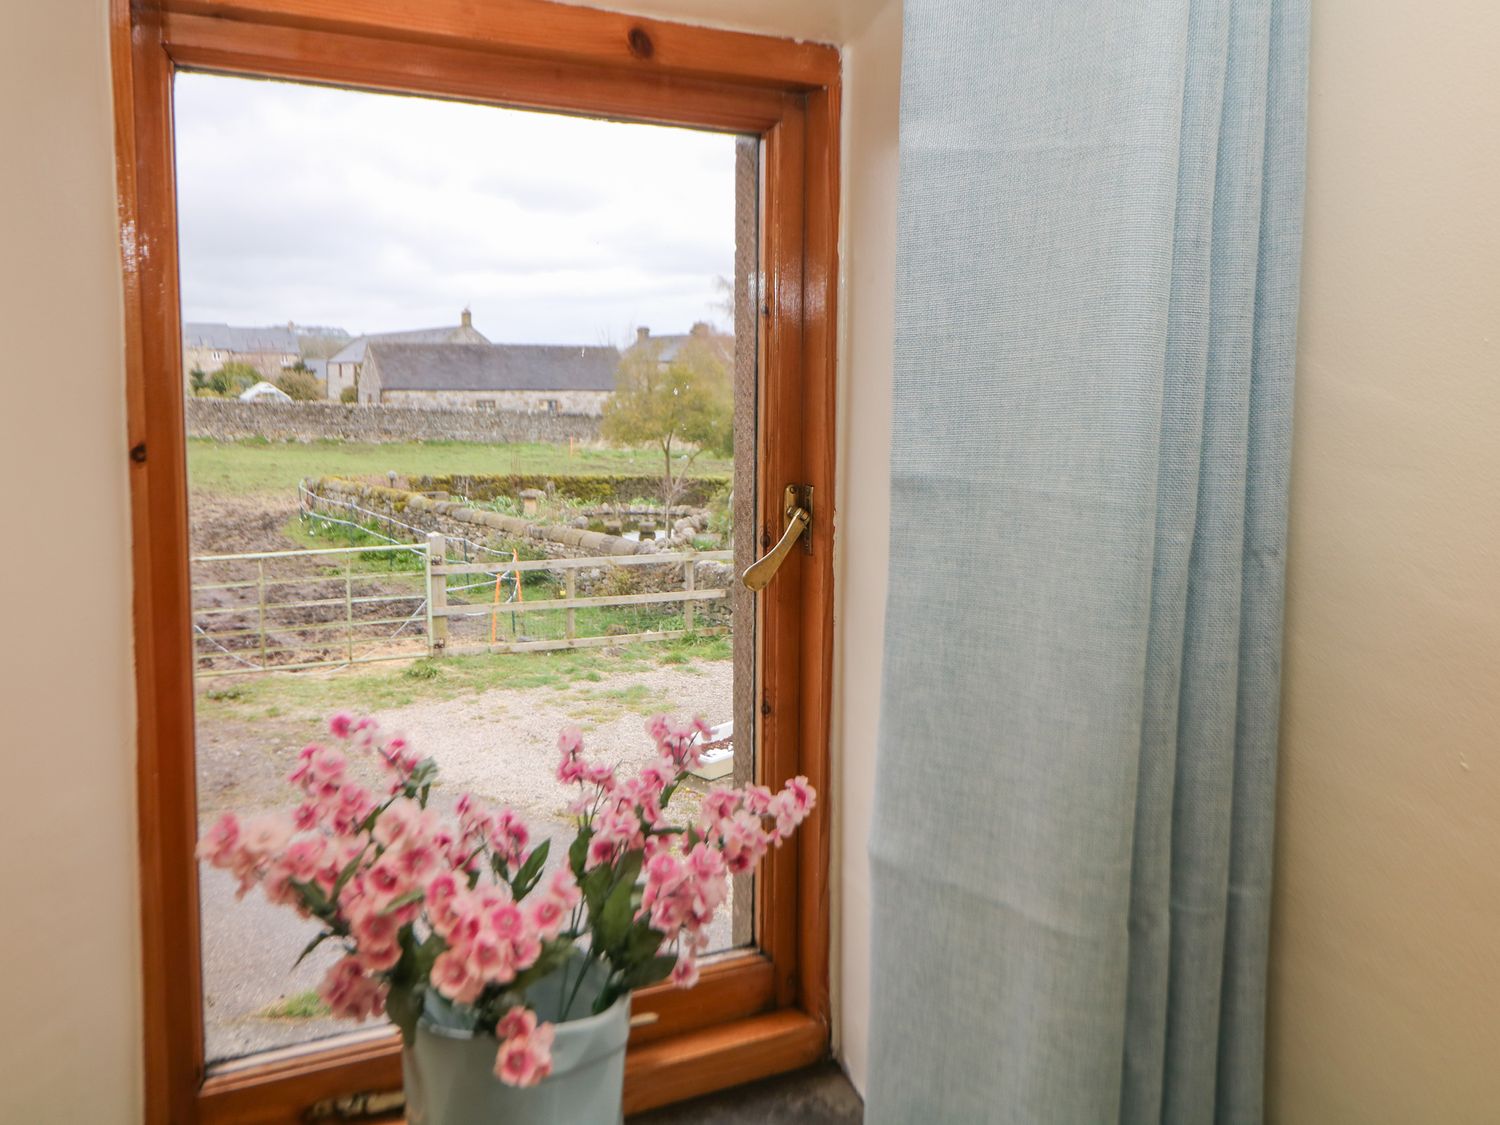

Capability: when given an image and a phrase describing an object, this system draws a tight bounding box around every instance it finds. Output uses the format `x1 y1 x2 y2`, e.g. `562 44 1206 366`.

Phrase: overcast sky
173 73 738 345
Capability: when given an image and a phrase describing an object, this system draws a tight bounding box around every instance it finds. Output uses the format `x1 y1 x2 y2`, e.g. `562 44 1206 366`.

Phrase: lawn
195 633 733 724
187 438 733 497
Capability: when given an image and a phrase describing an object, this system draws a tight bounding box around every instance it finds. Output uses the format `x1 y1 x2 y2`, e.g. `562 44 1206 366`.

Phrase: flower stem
561 950 597 1021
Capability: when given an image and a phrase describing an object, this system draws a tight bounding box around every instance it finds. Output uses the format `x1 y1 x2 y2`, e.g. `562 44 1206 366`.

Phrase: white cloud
173 72 741 344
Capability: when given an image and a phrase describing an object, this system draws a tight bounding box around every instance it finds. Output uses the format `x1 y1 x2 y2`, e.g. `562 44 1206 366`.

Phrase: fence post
257 559 268 668
683 554 696 633
565 569 577 641
427 533 448 654
345 553 355 664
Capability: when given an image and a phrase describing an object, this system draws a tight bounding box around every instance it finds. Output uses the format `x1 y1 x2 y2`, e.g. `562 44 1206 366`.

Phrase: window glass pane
175 72 758 1067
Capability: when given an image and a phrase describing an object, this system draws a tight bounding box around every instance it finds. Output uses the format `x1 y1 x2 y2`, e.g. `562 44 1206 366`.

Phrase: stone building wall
183 346 297 381
185 398 602 444
380 388 611 416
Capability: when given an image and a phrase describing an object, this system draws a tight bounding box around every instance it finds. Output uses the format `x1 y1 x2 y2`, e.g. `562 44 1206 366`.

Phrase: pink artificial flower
742 785 774 816
783 775 816 814
645 714 705 770
496 1006 536 1041
318 956 386 1021
486 902 525 943
241 811 294 856
331 783 376 834
329 712 355 739
396 839 439 883
196 811 240 866
696 786 740 836
718 809 771 876
292 801 320 832
373 799 420 848
365 855 410 908
432 949 482 1005
493 1017 555 1088
527 868 581 942
670 951 699 989
283 834 327 882
586 836 617 870
470 935 516 984
488 808 531 870
583 762 617 792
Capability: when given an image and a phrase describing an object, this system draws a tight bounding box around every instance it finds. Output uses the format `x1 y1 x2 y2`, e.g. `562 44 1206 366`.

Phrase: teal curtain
866 1 1308 1121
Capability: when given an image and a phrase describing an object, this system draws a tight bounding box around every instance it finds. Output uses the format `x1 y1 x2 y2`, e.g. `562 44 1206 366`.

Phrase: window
475 399 497 412
115 3 837 1120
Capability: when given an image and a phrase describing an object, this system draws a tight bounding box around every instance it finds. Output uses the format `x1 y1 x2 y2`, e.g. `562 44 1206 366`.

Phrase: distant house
326 309 489 401
630 322 733 370
238 381 293 403
182 322 300 388
359 341 620 415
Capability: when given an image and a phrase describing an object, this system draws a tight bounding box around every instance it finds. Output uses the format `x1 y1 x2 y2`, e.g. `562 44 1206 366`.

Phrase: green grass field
187 438 732 496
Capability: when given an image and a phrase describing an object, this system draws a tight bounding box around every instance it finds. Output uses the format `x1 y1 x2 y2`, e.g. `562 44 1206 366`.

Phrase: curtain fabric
866 2 1308 1122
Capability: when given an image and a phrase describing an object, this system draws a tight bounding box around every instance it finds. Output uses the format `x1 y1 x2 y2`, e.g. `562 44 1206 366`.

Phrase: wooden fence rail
425 532 733 656
189 538 734 675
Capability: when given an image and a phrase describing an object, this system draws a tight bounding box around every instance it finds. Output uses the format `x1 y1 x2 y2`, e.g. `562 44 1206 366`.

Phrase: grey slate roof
329 323 489 365
183 322 299 354
368 342 621 393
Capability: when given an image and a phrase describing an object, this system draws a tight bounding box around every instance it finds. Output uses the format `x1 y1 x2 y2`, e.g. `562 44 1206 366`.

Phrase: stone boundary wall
410 473 728 509
307 476 699 559
186 398 602 444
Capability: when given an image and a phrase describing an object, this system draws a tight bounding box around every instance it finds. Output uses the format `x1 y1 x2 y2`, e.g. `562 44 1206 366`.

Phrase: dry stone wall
308 476 656 558
186 398 602 444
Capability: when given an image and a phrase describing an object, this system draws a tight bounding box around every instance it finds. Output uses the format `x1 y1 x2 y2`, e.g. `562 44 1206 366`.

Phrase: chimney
636 326 650 344
461 307 473 330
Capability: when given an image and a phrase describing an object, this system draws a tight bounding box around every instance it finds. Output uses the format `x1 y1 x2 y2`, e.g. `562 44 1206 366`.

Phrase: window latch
741 485 812 592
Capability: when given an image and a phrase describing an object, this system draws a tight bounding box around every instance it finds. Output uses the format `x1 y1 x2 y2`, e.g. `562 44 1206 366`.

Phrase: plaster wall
0 1 142 1120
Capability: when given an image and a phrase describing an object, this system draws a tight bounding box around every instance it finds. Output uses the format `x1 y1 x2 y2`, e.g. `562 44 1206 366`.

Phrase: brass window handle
741 485 812 592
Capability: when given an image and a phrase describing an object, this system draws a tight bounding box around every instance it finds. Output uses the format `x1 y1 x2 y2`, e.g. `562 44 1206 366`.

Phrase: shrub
275 368 323 402
209 361 260 397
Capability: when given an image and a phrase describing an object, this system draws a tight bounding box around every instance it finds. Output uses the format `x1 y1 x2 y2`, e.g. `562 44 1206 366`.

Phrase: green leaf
625 924 665 964
385 983 424 1046
293 930 332 967
569 829 592 879
597 868 640 954
579 864 612 916
332 847 367 898
511 839 551 899
289 879 332 919
379 888 425 916
621 955 676 990
613 848 644 892
412 932 446 982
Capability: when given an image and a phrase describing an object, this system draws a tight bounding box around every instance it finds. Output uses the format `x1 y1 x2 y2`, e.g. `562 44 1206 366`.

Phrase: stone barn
358 341 620 415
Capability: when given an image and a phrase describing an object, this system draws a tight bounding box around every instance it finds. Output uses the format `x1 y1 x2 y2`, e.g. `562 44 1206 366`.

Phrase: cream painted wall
1266 2 1500 1120
828 0 900 1097
0 1 142 1122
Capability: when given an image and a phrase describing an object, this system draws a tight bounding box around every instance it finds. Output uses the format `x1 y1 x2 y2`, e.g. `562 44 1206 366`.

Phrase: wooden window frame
111 1 839 1121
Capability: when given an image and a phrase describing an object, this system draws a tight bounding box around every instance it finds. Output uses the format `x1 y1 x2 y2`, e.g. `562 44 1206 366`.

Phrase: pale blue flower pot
403 963 630 1125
